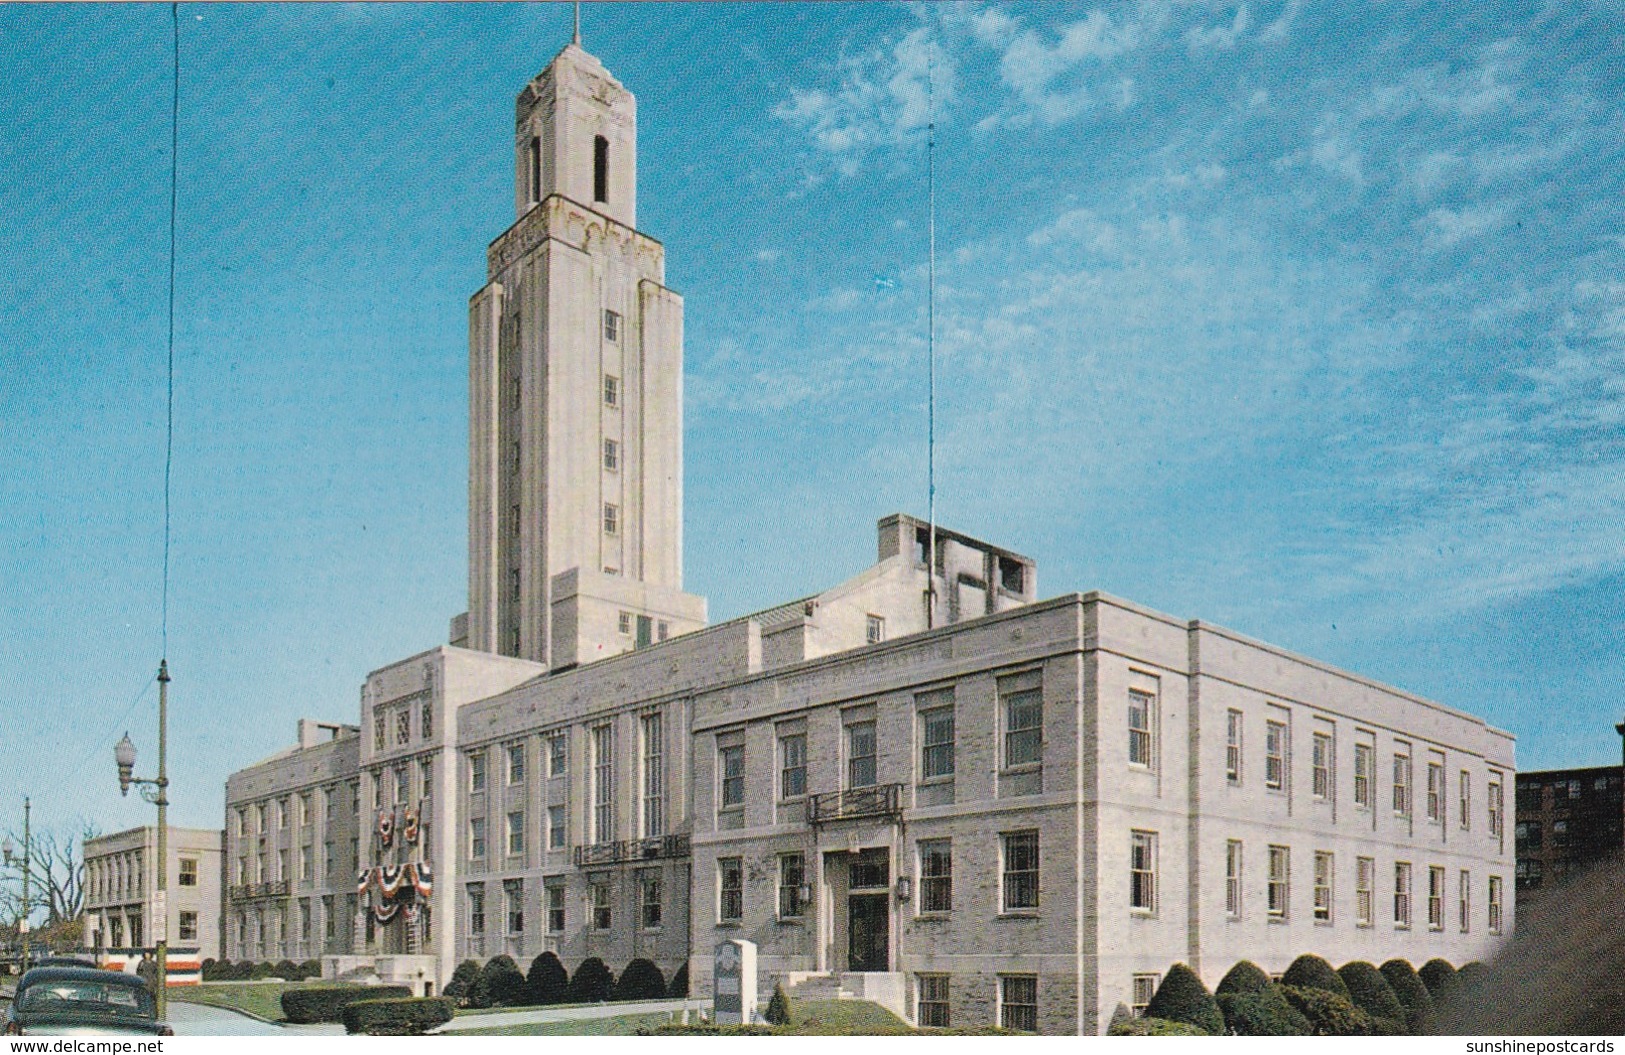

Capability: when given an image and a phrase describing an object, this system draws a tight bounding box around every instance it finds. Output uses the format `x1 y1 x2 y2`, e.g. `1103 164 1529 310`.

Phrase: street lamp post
2 797 32 976
114 660 170 1019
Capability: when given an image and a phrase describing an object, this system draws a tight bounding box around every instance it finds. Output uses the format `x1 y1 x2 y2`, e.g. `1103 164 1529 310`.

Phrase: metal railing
226 880 290 902
808 783 904 825
572 833 691 867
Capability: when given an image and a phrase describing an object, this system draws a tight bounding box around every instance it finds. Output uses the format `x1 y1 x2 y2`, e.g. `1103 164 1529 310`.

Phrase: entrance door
847 893 889 972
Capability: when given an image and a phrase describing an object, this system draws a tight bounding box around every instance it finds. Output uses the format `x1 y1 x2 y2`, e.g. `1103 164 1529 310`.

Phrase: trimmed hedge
1109 1017 1210 1036
341 997 455 1036
764 984 793 1026
1379 959 1435 1033
1456 961 1488 994
668 961 690 998
1217 987 1312 1036
615 958 667 1001
1281 954 1350 998
474 954 528 1008
1281 985 1376 1036
1338 961 1407 1030
444 959 480 1005
568 957 615 1003
1216 960 1273 996
526 952 569 1006
297 959 323 982
282 985 412 1024
1143 963 1224 1035
1418 958 1462 1004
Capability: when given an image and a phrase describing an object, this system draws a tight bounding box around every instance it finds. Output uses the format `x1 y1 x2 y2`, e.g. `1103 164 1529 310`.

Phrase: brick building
1515 764 1624 897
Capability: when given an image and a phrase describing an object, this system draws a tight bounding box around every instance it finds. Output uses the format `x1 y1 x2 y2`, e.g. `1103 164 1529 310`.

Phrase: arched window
593 134 609 203
529 136 541 204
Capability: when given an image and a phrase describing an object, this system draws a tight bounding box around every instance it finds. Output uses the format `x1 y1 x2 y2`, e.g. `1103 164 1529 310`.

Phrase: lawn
170 981 351 1021
451 1011 675 1036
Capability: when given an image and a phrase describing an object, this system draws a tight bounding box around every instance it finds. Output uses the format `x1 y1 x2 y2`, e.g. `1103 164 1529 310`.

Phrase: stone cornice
486 193 664 280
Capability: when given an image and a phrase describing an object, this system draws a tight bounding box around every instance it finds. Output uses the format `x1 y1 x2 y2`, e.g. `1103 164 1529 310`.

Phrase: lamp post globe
115 733 137 796
1 835 12 864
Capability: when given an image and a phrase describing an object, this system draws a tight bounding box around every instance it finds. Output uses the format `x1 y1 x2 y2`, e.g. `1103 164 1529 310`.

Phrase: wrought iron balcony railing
808 783 904 825
227 880 290 902
572 833 691 867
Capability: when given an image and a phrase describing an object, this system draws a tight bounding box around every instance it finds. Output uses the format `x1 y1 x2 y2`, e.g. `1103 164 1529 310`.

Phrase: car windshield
19 981 155 1018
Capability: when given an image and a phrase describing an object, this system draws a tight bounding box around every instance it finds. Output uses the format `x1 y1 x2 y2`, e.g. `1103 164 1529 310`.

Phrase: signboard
712 939 757 1025
151 889 168 939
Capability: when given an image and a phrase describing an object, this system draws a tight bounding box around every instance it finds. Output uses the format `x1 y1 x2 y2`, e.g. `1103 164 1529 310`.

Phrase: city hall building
221 34 1515 1032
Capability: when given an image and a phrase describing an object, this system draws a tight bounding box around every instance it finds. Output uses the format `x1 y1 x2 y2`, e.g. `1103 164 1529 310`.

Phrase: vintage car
3 967 173 1036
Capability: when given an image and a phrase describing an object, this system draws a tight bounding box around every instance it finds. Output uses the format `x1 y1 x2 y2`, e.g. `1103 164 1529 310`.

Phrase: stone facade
84 826 223 962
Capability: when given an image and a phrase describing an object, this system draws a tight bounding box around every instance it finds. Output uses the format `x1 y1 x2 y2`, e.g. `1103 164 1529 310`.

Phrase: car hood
13 1014 168 1035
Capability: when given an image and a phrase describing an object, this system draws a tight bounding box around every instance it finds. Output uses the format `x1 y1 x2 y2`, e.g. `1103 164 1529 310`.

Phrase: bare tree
1 821 97 927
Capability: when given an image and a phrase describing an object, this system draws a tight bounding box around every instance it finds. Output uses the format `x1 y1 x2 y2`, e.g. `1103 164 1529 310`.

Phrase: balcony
808 783 904 826
227 880 290 902
572 833 691 867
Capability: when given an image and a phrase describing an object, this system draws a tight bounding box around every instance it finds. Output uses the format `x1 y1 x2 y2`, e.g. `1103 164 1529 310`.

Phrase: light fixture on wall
798 883 813 906
896 876 912 902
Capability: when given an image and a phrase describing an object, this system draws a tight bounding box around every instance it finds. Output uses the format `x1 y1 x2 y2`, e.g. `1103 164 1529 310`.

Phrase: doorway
847 893 889 972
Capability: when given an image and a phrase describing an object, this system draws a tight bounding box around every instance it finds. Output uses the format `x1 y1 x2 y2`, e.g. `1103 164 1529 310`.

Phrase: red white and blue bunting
377 808 394 848
360 862 434 925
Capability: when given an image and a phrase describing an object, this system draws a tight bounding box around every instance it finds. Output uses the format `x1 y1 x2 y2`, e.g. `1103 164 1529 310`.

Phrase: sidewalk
436 998 689 1032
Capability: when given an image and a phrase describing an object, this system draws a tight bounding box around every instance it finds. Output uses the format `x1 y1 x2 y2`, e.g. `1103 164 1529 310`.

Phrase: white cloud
1419 204 1507 248
1186 5 1250 52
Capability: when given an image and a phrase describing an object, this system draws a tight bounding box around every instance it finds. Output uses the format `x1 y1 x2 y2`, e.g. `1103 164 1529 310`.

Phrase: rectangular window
719 857 744 922
299 902 311 942
374 715 386 752
603 375 619 407
507 811 525 856
279 798 290 828
547 882 565 933
1393 750 1411 816
395 709 410 746
918 975 950 1028
1001 830 1039 912
1488 875 1503 934
603 309 620 342
506 880 524 933
1226 710 1243 784
1002 675 1043 768
1356 856 1374 926
866 614 884 644
778 853 806 918
179 910 198 942
1000 975 1038 1033
1128 689 1154 767
920 704 955 780
1131 975 1159 1019
323 895 335 940
548 733 567 777
1313 851 1333 922
1394 862 1412 928
548 805 565 850
1427 761 1444 822
1488 778 1504 841
1354 742 1373 808
919 839 952 914
470 751 487 793
179 858 198 887
640 870 662 930
603 438 618 471
1225 840 1243 918
1267 845 1290 918
1428 865 1445 930
1459 770 1471 830
507 742 525 785
1459 869 1471 933
719 742 745 809
641 712 664 838
779 731 807 799
469 817 487 861
468 885 485 935
394 766 409 805
847 719 877 789
1312 732 1332 800
299 793 312 828
617 610 632 635
592 724 614 843
300 845 313 882
528 135 540 203
1265 721 1286 790
420 757 433 800
592 880 612 930
603 503 619 536
1130 831 1157 913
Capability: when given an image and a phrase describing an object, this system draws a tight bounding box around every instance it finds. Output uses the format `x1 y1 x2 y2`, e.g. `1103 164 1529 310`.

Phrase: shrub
273 959 299 980
1455 961 1489 995
764 984 793 1026
1419 958 1462 1004
526 952 569 1006
1215 960 1273 996
341 997 455 1036
1379 959 1434 1033
281 985 413 1024
1281 954 1350 998
1108 1016 1210 1036
1217 987 1312 1036
1281 986 1375 1036
668 961 690 998
1338 961 1407 1029
200 958 218 980
444 959 481 1006
250 961 276 980
615 958 667 1001
297 959 323 982
473 954 528 1008
1143 962 1224 1035
567 957 615 1003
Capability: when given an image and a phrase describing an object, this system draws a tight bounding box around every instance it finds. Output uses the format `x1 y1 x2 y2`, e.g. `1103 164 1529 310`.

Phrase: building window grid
603 503 619 537
592 724 614 844
603 438 618 471
1394 752 1412 816
917 975 950 1029
919 839 952 914
1225 710 1243 784
1225 840 1243 918
846 720 877 789
1460 771 1472 830
1459 869 1471 933
719 743 745 810
1265 721 1286 791
592 881 612 931
719 858 744 922
603 375 618 407
1130 831 1157 913
507 742 525 785
641 713 664 838
779 732 807 800
640 871 662 930
469 817 486 861
1002 686 1043 769
507 811 524 856
1488 875 1503 934
1356 856 1375 927
1427 762 1445 823
470 751 487 793
920 706 955 780
1000 975 1038 1033
1128 690 1154 768
1428 865 1445 930
1267 845 1290 918
1001 830 1039 912
548 733 567 777
1394 862 1413 928
866 614 884 644
778 853 806 919
547 883 566 933
1313 851 1333 921
1488 779 1504 842
1354 742 1373 808
1130 975 1159 1019
1312 733 1332 800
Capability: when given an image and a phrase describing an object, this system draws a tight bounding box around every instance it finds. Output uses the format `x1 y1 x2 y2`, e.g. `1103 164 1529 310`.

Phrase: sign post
712 939 757 1025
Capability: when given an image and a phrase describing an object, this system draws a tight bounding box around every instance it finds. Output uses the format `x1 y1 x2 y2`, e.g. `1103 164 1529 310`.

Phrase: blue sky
2 1 1622 836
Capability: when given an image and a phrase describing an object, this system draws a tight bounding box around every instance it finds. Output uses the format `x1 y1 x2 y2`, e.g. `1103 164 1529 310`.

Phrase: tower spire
573 1 581 46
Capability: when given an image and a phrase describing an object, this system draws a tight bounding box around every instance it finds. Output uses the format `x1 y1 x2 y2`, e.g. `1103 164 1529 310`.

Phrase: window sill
914 912 951 921
1314 919 1333 927
716 921 742 930
917 776 954 788
1000 763 1041 776
1130 909 1156 918
996 910 1039 920
1267 915 1288 925
775 917 806 926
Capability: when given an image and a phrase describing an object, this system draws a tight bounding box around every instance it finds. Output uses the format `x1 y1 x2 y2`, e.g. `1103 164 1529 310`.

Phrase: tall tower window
603 309 619 342
603 375 619 407
593 135 609 203
529 136 541 204
603 439 619 471
603 503 619 536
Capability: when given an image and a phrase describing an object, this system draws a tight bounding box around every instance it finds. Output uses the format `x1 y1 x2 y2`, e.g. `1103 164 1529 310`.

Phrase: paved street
167 1001 344 1036
436 998 689 1032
